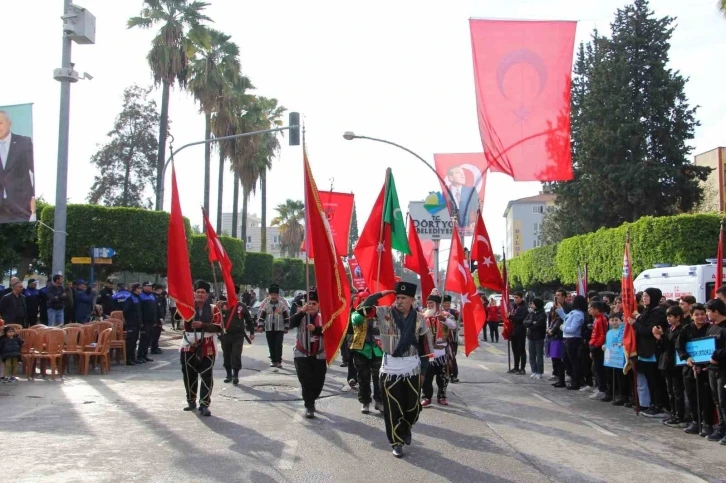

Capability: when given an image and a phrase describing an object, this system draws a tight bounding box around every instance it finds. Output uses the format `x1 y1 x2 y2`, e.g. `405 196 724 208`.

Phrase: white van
633 264 726 303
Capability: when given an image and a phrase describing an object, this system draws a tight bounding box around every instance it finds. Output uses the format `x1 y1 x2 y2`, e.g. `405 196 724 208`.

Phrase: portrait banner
303 191 354 258
347 257 367 291
0 103 36 223
433 153 488 235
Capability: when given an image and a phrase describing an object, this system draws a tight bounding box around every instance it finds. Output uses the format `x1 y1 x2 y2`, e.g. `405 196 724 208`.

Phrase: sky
3 0 725 269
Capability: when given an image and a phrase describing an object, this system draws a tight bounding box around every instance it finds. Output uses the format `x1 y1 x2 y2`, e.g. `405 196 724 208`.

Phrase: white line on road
478 364 492 372
583 420 616 437
277 440 298 470
149 361 171 371
477 364 510 383
532 393 553 404
8 404 48 421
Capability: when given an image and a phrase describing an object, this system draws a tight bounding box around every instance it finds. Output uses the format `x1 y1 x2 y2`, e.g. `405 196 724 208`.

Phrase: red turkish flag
302 191 354 258
445 229 486 356
471 211 503 292
469 20 577 181
166 164 195 321
304 146 351 366
202 209 237 315
403 215 435 301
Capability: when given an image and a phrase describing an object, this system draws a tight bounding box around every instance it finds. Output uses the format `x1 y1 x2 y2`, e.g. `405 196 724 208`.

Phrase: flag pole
625 229 640 415
375 168 391 292
503 244 511 373
304 134 311 294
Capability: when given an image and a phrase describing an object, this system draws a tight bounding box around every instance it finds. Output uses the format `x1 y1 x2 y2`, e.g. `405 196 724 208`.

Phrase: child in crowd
589 301 609 400
654 305 687 427
0 326 24 382
677 303 713 437
604 313 630 406
89 304 106 322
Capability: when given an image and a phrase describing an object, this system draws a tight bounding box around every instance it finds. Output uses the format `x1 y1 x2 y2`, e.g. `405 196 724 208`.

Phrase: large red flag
304 146 351 366
445 228 486 356
469 20 577 181
471 210 503 292
202 209 237 317
621 234 638 373
167 164 195 321
403 215 435 300
302 191 355 258
500 252 512 341
714 222 724 298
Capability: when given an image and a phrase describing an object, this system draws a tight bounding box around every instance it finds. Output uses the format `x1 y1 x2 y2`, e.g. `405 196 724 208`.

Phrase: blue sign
604 342 626 369
92 247 116 258
675 337 716 366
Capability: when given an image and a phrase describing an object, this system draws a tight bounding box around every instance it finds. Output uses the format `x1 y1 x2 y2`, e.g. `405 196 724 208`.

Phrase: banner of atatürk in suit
0 103 35 224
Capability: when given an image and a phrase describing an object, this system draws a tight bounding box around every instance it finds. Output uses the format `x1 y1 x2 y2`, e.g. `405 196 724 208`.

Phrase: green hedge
189 234 245 282
506 213 721 287
272 258 305 291
38 204 192 275
240 252 274 288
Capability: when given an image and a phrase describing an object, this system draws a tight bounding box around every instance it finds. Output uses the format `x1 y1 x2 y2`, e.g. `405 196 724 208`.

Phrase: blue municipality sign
604 342 626 369
675 337 716 366
92 247 116 258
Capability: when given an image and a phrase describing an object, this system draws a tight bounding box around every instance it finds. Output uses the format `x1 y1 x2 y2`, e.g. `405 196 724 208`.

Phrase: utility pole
51 1 95 275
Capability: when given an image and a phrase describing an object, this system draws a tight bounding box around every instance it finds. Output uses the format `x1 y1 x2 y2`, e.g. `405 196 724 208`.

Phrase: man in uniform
421 290 457 407
442 294 460 383
137 282 157 363
257 284 290 369
97 279 115 316
221 300 255 385
23 279 40 327
123 283 142 365
350 290 384 414
150 284 167 355
357 281 432 458
290 287 327 418
112 283 130 312
180 280 222 416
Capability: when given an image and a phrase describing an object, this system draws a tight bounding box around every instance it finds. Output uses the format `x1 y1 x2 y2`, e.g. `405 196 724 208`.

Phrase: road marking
277 439 298 470
478 364 492 372
583 420 616 437
8 405 48 420
532 393 553 404
482 343 505 356
149 361 171 370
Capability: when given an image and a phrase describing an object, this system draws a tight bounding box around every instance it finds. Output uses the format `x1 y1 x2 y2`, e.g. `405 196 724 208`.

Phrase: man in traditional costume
442 294 461 383
290 287 327 418
180 280 222 417
257 284 290 369
221 300 255 385
421 289 457 407
358 281 432 458
350 289 384 414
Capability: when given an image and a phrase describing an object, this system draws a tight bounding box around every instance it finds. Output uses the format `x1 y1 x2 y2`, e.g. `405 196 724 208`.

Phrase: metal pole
51 0 73 276
433 238 440 290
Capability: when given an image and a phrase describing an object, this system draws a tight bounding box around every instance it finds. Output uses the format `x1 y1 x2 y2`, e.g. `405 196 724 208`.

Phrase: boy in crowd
653 305 686 427
677 303 713 437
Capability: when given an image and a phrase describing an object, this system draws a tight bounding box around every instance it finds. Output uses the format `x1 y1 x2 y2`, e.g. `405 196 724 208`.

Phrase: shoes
348 379 357 388
437 398 449 406
126 361 136 366
374 401 384 412
530 373 536 378
8 377 17 382
507 369 517 374
642 407 665 418
143 356 154 362
135 358 146 364
720 436 726 446
517 370 526 376
565 376 572 383
361 403 370 414
552 382 566 388
392 445 403 458
198 406 211 417
579 385 593 392
183 402 197 412
275 362 283 368
450 377 460 383
700 425 713 438
151 349 163 355
233 378 239 385
684 422 700 434
341 362 348 367
566 385 581 391
623 401 634 409
707 428 725 442
403 432 412 446
305 408 315 419
589 391 606 400
224 377 232 383
270 363 276 368
421 398 431 407
663 417 684 428
548 375 558 381
533 374 542 380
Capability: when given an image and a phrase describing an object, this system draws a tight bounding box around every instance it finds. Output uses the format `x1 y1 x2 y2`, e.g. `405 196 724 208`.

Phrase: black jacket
98 287 114 315
0 293 26 324
47 284 66 310
0 133 34 223
656 323 685 371
524 309 547 340
123 294 142 327
225 303 255 337
547 303 570 341
676 321 710 370
706 320 726 371
139 291 157 324
510 301 528 337
633 305 667 359
156 294 167 322
0 336 23 361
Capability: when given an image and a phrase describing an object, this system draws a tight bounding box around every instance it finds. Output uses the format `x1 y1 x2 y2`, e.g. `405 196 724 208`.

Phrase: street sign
92 247 116 258
71 257 113 265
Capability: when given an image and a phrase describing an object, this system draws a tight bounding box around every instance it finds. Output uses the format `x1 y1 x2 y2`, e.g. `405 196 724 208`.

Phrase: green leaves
240 252 273 288
189 234 245 282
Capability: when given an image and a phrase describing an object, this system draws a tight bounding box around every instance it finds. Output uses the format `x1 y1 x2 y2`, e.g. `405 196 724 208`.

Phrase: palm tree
128 0 212 211
187 29 240 221
271 199 305 258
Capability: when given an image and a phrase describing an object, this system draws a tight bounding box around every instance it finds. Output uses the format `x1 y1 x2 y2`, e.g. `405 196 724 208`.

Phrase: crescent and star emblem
476 235 491 252
393 208 402 220
496 48 548 124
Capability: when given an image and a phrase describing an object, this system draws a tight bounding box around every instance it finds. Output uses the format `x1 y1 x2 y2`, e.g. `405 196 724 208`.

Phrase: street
3 330 726 483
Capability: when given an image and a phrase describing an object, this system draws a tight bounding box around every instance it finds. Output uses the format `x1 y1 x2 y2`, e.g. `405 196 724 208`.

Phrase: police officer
123 283 142 365
150 284 167 355
113 283 131 312
221 301 255 385
137 281 157 363
98 279 115 316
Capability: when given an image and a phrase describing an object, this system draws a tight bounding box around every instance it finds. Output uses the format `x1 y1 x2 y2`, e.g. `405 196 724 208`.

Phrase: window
532 205 544 214
534 222 541 232
534 239 541 248
246 236 252 245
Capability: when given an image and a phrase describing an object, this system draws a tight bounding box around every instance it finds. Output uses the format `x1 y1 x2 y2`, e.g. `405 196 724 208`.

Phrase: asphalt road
3 329 726 483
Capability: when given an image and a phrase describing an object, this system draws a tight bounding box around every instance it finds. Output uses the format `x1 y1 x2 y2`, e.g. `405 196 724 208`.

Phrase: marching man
357 281 433 458
421 289 457 407
290 287 327 418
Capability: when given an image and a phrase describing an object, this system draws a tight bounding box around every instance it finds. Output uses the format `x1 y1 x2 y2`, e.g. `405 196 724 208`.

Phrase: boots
233 369 240 385
224 369 233 384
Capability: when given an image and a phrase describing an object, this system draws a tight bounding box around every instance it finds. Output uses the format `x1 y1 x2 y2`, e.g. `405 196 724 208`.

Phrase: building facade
694 147 726 213
221 212 300 259
503 193 557 259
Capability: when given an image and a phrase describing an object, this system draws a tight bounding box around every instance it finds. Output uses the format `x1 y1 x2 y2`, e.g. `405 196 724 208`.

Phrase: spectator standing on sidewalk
524 298 547 379
705 299 726 444
23 279 39 326
557 295 586 390
74 280 95 323
486 297 500 343
46 274 66 327
0 280 26 327
508 292 528 375
678 303 713 437
548 289 569 385
588 301 609 400
654 305 687 427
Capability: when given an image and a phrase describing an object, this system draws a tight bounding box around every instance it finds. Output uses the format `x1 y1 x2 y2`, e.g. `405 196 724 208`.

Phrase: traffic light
289 112 300 146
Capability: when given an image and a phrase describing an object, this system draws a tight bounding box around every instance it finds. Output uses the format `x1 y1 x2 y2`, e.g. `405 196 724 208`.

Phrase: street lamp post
342 131 458 289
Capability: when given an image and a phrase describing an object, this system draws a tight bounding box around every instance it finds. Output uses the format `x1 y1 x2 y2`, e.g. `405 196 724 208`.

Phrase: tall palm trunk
203 112 211 225
216 149 224 233
155 81 171 211
260 169 267 253
231 172 240 237
241 185 249 246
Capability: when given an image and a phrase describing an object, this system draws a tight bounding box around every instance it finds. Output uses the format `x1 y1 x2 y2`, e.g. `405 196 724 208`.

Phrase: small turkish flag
471 211 504 292
445 229 486 356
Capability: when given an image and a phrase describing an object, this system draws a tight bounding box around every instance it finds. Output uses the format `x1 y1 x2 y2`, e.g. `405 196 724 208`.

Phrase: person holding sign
653 305 687 427
705 299 726 444
677 304 713 437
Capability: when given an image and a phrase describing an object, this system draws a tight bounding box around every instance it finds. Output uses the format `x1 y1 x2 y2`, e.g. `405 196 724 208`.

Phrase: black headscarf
391 307 419 357
643 288 662 309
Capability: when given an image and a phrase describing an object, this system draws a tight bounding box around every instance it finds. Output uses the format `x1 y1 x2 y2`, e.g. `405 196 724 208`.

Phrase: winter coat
589 314 608 349
523 309 547 340
0 336 24 361
510 302 528 337
74 289 95 323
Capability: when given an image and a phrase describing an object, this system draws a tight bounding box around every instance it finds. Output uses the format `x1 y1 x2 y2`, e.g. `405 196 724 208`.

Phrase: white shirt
0 132 10 199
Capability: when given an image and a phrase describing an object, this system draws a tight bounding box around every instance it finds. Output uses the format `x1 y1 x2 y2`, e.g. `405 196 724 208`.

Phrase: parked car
250 301 263 318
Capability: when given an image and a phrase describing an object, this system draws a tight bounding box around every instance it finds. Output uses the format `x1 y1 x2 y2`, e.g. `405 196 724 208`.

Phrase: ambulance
633 263 726 303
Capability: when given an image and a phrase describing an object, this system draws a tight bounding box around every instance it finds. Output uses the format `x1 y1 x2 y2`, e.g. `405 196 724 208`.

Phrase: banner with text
0 103 36 223
433 153 488 235
347 257 367 291
408 200 454 241
675 337 716 366
303 191 354 258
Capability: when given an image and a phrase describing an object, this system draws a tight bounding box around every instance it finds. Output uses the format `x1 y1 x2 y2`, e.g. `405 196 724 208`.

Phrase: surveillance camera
83 72 93 80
